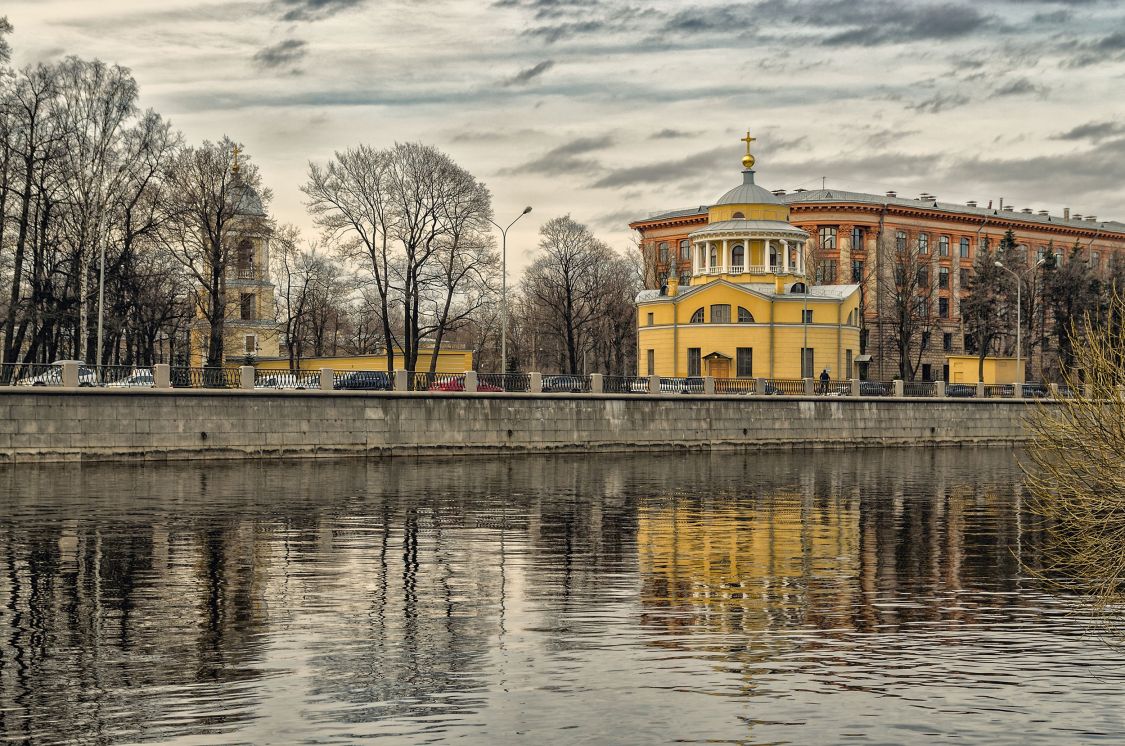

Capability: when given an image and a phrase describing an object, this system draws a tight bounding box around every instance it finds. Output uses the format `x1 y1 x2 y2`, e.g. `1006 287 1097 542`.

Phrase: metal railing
542 374 591 393
1 362 58 386
96 365 155 388
333 370 393 391
659 376 704 394
715 378 756 395
764 378 805 395
478 373 531 392
413 372 465 391
603 375 648 394
982 384 1015 399
171 367 240 389
903 381 936 397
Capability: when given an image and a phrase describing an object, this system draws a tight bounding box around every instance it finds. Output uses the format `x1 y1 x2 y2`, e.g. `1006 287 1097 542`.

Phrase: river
0 448 1121 744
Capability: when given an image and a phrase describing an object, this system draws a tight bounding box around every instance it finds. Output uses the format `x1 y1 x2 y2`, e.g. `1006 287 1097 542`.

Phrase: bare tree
963 232 1018 381
875 233 936 380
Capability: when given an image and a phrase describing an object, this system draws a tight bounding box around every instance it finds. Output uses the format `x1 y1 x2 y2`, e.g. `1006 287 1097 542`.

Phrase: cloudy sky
5 0 1125 273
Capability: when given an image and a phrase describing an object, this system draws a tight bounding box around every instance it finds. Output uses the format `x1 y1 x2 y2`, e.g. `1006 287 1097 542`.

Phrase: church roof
690 219 807 237
714 170 784 207
229 180 266 217
636 280 859 304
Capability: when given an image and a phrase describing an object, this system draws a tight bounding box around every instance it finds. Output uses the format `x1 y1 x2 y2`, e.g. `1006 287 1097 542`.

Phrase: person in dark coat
819 368 831 395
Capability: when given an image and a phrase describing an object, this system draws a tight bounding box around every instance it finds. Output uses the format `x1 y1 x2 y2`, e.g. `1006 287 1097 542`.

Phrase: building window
244 334 256 354
922 363 932 381
846 349 853 379
737 306 755 323
895 231 907 251
919 299 930 317
736 348 753 377
816 260 837 284
791 282 807 294
980 236 990 252
659 241 668 263
852 227 863 250
939 297 949 318
851 260 864 282
1092 251 1101 268
943 332 953 351
959 268 970 288
801 348 814 378
1037 246 1047 264
938 268 949 289
690 308 704 323
709 245 718 267
917 266 929 287
802 309 813 323
240 293 255 320
687 348 701 377
236 239 253 271
921 331 930 350
939 235 950 256
710 304 731 323
646 312 654 326
646 349 654 376
918 233 929 254
732 211 745 219
679 239 690 260
731 245 745 268
679 272 691 286
960 237 970 258
819 226 837 249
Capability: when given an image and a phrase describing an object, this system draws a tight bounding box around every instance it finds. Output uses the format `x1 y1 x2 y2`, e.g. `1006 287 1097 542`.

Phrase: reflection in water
0 449 1119 744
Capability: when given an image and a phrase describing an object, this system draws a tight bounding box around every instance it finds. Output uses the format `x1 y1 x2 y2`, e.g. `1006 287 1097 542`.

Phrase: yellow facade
255 348 473 374
636 136 862 380
946 355 1019 384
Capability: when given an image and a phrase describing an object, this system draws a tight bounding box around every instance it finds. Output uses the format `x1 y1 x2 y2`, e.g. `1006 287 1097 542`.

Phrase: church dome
715 170 783 207
229 181 266 217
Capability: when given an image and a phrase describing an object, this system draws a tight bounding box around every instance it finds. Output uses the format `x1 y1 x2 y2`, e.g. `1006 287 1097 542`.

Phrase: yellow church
636 134 861 380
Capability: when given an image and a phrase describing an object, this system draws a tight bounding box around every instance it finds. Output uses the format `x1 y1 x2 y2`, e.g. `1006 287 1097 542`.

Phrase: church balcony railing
231 266 263 280
748 264 768 273
729 264 745 274
707 266 723 275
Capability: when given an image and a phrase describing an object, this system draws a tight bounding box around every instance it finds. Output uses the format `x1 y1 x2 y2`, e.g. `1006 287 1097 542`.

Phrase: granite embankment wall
0 388 1043 463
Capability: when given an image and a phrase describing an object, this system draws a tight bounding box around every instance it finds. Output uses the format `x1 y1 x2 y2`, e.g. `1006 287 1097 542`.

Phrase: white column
782 239 790 273
721 239 728 272
800 242 806 275
763 239 771 272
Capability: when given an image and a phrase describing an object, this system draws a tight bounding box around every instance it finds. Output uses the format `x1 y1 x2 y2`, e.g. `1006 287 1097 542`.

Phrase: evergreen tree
962 230 1017 381
1042 240 1102 376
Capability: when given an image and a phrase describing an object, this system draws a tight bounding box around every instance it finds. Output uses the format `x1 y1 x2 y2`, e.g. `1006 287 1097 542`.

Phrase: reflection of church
189 151 280 366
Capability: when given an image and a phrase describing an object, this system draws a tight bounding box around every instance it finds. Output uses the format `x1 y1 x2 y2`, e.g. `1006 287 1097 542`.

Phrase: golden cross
741 130 756 154
231 145 241 172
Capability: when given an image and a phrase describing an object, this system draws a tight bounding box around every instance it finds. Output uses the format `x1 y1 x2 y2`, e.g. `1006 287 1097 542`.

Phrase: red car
427 379 503 392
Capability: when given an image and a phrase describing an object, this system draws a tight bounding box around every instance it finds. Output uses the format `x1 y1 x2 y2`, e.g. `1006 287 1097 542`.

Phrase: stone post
1013 381 1023 399
320 368 333 391
240 365 255 390
934 380 946 398
590 373 603 393
648 374 660 395
464 370 478 393
393 370 408 392
803 377 815 395
154 364 171 389
1084 382 1094 399
893 379 904 398
756 377 768 396
703 376 715 394
976 381 986 398
61 361 79 388
850 378 860 397
529 372 543 393
1049 383 1059 398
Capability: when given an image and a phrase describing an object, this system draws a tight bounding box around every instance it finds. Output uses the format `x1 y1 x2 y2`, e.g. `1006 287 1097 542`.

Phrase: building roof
634 188 1124 235
714 170 784 207
229 181 266 217
636 280 859 304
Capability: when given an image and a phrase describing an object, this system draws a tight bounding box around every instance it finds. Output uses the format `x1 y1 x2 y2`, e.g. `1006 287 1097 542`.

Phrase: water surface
0 449 1121 744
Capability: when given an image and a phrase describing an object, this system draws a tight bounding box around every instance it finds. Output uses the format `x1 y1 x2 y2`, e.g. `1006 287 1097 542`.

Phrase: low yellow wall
947 355 1018 384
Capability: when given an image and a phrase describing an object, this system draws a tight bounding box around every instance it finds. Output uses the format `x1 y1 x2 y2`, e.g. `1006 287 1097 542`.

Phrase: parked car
334 371 392 391
17 360 97 387
107 368 154 387
946 384 976 398
761 382 784 395
659 377 704 394
543 375 587 393
859 381 889 396
428 378 503 392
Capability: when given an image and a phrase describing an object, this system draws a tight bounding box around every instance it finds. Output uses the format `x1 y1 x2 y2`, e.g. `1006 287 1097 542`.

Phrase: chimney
1064 207 1070 220
885 191 897 198
1021 208 1033 214
1074 214 1084 221
1002 205 1015 212
1086 215 1097 222
666 273 679 297
795 188 807 193
966 200 978 207
772 189 787 196
1037 210 1049 216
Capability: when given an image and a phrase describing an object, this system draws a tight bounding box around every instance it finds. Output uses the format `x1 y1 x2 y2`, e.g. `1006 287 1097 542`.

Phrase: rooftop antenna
821 176 826 190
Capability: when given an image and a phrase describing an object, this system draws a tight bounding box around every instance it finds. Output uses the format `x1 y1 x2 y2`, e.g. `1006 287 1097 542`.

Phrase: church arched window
731 244 745 268
732 211 745 219
709 245 718 268
738 307 754 323
690 308 704 323
791 282 807 294
236 239 253 271
769 244 779 270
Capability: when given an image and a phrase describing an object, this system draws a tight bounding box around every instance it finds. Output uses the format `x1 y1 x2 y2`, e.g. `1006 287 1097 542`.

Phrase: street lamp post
488 206 532 375
996 257 1045 384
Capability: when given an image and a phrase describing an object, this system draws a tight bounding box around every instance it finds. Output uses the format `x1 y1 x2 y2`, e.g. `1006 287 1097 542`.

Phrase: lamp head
1036 257 1046 267
522 206 532 215
994 261 1004 268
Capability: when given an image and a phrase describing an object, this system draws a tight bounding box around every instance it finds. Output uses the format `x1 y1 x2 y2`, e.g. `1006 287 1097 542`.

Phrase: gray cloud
650 129 698 140
1053 120 1125 143
908 92 970 113
500 135 615 177
504 60 555 86
993 77 1047 96
590 146 729 189
253 38 307 69
273 0 365 22
1065 29 1125 66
